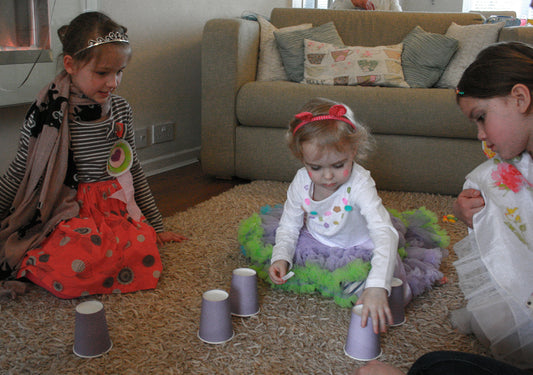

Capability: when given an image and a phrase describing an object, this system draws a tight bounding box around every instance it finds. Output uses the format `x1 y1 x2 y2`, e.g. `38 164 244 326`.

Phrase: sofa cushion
257 16 312 81
436 21 504 88
303 39 409 87
274 21 343 82
401 26 459 88
270 8 484 47
235 81 477 140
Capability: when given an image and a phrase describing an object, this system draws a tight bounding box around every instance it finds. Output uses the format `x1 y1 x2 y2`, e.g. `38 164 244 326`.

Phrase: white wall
0 0 467 176
0 0 289 176
402 0 463 12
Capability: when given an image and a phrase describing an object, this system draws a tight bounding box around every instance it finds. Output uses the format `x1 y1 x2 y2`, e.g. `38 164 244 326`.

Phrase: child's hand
156 231 188 245
453 188 485 228
357 287 392 334
353 360 405 375
269 260 289 284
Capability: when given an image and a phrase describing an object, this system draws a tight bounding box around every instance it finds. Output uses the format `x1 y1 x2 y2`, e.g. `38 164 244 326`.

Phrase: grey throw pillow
401 26 459 88
274 22 344 82
436 22 504 88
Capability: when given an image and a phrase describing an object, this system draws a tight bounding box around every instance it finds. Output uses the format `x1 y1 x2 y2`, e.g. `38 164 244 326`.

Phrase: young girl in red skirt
0 12 185 299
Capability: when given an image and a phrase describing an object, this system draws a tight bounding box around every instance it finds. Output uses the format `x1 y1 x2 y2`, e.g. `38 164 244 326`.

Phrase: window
463 0 533 19
0 1 85 107
0 0 52 65
292 0 332 9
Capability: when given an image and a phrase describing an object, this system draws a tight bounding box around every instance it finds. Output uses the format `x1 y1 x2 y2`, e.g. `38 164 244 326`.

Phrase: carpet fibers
1 180 489 374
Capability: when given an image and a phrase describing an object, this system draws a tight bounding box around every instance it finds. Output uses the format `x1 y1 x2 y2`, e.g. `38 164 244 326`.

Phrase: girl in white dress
453 42 533 369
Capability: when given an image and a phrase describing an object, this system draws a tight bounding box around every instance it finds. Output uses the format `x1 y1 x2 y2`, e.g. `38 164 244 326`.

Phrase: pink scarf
0 71 111 275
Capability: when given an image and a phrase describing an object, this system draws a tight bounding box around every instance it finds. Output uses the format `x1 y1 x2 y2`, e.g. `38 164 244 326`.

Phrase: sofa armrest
499 26 533 45
201 18 259 178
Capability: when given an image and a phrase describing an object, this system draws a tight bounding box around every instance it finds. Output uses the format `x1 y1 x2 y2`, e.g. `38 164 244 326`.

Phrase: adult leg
407 351 530 375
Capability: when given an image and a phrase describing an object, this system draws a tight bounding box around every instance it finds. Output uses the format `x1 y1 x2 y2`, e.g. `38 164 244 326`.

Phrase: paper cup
389 277 406 326
229 267 260 317
198 289 234 344
73 300 113 358
344 304 381 361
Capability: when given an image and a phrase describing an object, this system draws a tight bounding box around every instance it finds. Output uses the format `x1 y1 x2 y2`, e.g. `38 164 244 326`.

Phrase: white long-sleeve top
271 163 398 292
330 0 402 11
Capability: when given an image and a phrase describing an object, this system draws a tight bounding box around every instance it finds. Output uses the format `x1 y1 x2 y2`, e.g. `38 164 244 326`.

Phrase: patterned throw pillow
274 22 344 82
303 39 409 87
401 26 459 88
257 16 312 81
436 22 504 88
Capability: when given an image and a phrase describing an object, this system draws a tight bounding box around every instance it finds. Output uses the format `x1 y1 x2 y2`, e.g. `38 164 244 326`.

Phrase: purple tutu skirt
258 204 448 300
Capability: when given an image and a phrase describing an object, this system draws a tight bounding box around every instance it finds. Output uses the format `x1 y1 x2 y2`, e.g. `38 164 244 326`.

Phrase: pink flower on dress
491 162 532 193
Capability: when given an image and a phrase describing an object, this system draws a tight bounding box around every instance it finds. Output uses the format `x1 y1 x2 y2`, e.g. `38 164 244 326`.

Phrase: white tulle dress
453 152 533 369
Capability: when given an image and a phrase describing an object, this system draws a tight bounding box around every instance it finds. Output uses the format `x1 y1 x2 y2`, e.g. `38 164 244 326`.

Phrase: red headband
292 104 356 135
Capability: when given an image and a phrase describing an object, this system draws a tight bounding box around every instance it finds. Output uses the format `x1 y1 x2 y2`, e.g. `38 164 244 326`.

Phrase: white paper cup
198 289 234 344
73 300 113 358
344 304 382 361
389 277 406 326
229 267 260 317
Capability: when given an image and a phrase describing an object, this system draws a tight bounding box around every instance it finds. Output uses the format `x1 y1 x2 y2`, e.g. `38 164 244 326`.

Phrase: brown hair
57 11 129 64
457 42 533 102
287 97 374 163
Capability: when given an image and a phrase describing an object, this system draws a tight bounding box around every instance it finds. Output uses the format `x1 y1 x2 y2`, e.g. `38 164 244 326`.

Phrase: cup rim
197 330 234 345
352 304 364 316
344 346 382 361
203 289 228 302
76 300 104 315
73 341 113 359
391 277 403 287
233 268 256 277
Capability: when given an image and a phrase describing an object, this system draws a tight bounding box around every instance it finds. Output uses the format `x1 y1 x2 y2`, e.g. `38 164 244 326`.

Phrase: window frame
0 0 53 66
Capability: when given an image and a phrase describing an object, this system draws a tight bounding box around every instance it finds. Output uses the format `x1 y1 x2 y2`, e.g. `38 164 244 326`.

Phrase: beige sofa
201 8 533 195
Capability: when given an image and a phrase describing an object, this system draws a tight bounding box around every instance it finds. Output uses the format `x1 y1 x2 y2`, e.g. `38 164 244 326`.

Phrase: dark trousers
407 351 531 375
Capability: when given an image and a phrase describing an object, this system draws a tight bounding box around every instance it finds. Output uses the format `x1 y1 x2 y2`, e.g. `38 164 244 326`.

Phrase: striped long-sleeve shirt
0 95 164 232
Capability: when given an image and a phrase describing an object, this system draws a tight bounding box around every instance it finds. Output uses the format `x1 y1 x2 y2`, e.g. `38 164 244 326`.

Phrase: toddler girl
239 98 449 334
0 12 185 299
452 41 533 368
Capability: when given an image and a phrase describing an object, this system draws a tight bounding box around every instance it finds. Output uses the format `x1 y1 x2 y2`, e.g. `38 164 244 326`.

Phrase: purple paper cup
389 277 406 326
229 268 260 317
198 289 234 344
344 304 382 361
73 300 113 358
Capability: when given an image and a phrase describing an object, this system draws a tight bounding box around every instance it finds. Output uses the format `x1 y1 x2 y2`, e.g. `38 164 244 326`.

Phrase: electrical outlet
152 122 174 144
135 127 148 148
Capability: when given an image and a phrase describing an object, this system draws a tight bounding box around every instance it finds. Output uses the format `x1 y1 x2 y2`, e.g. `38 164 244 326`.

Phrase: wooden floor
147 162 249 217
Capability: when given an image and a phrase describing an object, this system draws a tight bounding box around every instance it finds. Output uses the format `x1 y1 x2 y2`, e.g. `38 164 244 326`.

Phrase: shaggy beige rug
0 180 489 374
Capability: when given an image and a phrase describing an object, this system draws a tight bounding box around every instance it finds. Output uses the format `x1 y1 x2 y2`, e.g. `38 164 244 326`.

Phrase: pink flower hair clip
292 104 356 134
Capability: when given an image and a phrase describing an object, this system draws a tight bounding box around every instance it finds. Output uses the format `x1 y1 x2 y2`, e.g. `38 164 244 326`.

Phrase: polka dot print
303 185 355 229
17 179 162 299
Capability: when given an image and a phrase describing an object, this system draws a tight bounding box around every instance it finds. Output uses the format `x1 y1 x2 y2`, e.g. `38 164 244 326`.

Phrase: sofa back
271 8 485 46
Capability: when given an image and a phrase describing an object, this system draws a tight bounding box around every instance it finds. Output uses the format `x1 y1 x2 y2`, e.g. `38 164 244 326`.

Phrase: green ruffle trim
238 205 448 308
389 207 450 249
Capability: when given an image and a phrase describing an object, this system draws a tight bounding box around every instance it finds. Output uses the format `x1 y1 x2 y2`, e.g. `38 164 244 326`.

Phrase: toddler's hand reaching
357 287 392 334
269 260 289 284
157 231 188 245
453 188 485 228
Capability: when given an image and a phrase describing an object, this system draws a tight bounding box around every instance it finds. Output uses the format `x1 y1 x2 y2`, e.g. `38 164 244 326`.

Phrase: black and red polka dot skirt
17 179 162 299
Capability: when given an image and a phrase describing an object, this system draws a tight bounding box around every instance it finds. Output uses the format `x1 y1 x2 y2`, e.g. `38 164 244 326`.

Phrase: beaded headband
292 104 356 135
74 31 129 55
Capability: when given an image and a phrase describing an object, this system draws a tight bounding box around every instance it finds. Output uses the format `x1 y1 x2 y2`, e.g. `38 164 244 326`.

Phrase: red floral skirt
17 179 162 299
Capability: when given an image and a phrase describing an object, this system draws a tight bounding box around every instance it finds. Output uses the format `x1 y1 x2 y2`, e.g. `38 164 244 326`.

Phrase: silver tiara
74 31 129 55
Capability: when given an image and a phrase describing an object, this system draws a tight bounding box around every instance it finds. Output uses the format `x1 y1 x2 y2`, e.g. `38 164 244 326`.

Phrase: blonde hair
287 97 374 163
